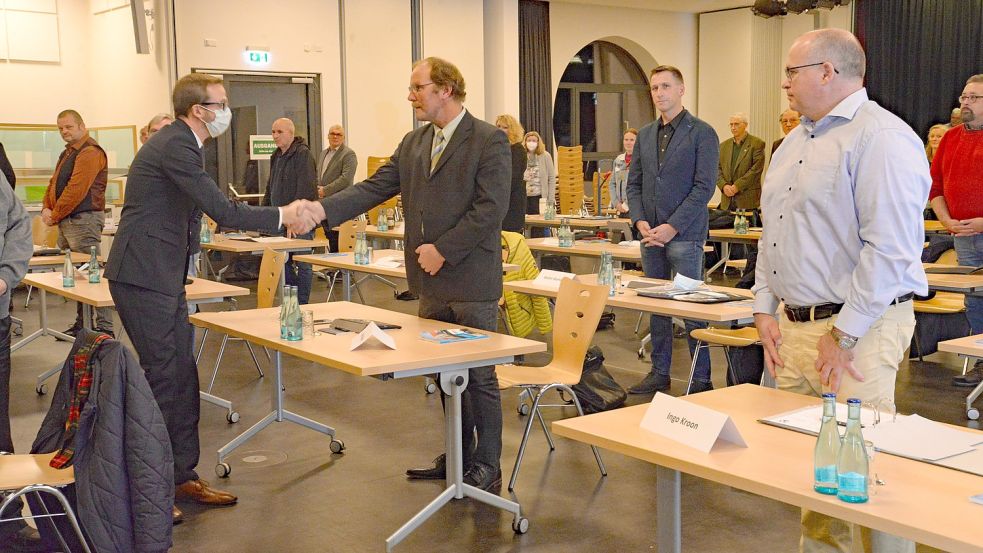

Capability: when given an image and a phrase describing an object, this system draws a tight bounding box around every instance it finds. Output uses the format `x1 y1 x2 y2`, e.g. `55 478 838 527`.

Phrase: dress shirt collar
65 132 91 151
434 107 467 145
801 88 868 131
658 109 687 131
193 130 204 149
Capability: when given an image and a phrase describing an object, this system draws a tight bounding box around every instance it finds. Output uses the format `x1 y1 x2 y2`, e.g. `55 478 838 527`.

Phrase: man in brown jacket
42 109 113 336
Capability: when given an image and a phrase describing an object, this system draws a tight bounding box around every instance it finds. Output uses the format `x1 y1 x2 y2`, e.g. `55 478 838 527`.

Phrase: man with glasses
929 74 983 387
772 108 800 154
106 73 318 523
316 124 357 253
753 29 928 553
297 57 510 492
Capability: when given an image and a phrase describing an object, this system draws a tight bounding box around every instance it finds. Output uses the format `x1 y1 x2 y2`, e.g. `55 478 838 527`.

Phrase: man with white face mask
105 73 318 524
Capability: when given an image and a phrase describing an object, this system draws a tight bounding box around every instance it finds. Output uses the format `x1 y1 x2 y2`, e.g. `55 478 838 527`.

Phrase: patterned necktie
430 129 445 173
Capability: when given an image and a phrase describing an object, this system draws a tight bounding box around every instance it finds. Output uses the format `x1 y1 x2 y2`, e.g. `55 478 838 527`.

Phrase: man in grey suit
105 73 316 521
626 65 720 395
316 124 357 252
301 57 510 491
717 112 765 212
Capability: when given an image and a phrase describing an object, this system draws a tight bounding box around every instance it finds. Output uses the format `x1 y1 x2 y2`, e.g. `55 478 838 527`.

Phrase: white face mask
201 105 232 138
526 141 538 152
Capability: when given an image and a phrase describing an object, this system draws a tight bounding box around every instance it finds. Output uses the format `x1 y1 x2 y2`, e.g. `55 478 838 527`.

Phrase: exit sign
249 135 276 160
245 50 270 65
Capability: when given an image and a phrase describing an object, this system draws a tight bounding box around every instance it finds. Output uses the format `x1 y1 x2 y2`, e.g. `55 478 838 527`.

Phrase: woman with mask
522 131 556 238
495 114 527 233
609 128 637 217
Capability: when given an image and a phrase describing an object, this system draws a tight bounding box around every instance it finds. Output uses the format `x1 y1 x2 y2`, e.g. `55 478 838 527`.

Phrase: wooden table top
924 220 946 234
200 234 329 253
29 251 90 268
21 272 249 308
925 272 983 293
707 228 762 243
938 334 983 357
525 237 642 262
295 250 519 276
524 214 629 229
505 274 754 323
553 384 983 553
190 301 545 377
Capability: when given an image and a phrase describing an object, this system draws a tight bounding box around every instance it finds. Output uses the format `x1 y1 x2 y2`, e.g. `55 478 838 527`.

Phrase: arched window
553 41 653 175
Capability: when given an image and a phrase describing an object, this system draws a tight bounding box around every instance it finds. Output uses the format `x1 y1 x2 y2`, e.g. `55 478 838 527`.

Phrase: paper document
539 237 560 246
371 256 404 269
252 236 294 243
532 269 575 289
617 240 640 247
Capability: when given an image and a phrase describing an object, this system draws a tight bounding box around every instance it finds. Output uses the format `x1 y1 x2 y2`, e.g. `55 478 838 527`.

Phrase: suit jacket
716 134 765 211
626 111 719 241
322 110 510 302
771 136 784 155
502 142 526 233
316 144 357 198
105 119 280 296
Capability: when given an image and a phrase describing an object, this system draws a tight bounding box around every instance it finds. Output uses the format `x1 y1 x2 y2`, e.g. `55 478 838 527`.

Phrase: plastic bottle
88 246 100 284
813 393 841 495
61 250 75 288
836 398 869 503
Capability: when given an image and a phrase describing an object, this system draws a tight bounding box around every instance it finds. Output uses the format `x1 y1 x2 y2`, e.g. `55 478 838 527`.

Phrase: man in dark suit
626 65 720 395
716 112 765 212
316 124 357 252
105 73 316 522
301 57 510 491
772 108 800 155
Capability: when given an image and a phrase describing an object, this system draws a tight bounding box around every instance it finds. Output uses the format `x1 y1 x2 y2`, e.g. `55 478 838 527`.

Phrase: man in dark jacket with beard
263 117 318 303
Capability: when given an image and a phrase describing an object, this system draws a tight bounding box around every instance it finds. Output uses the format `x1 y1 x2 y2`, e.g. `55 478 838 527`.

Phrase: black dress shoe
406 454 447 480
628 372 671 394
56 323 83 341
686 380 713 394
463 463 502 492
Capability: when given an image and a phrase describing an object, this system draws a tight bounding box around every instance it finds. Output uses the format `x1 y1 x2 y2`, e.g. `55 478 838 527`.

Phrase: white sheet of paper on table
532 269 576 290
253 236 293 243
350 322 397 351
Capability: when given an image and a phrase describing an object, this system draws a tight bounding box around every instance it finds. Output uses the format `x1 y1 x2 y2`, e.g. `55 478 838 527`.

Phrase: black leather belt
783 293 914 323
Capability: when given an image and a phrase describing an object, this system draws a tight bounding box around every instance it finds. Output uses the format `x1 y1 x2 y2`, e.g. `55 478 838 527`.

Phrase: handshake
281 199 327 235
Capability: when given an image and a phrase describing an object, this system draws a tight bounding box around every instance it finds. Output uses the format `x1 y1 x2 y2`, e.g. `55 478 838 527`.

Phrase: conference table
937 334 983 421
524 214 629 231
552 384 983 553
15 271 249 418
199 234 329 282
504 273 755 324
190 302 545 551
525 237 643 263
294 250 520 302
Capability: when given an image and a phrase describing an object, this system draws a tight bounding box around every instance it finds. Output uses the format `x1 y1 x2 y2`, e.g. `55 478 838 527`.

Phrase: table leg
215 350 338 470
343 270 352 302
12 288 73 353
706 242 730 278
386 368 526 551
656 465 681 553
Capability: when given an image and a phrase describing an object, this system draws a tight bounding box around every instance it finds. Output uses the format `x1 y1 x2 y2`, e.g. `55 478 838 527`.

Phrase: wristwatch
830 327 859 350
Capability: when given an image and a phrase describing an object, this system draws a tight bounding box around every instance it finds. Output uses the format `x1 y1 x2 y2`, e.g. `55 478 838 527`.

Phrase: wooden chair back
337 219 366 253
257 248 287 309
32 216 58 248
937 248 958 265
548 278 608 379
364 156 398 224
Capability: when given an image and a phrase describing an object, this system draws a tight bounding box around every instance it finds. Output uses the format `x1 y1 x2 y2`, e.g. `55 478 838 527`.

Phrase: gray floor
6 263 978 553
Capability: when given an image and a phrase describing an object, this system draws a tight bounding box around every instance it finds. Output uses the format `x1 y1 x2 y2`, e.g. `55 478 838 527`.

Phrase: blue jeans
640 238 711 382
954 235 983 334
285 231 314 304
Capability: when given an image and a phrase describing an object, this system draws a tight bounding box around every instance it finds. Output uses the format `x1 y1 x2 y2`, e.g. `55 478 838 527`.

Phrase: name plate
640 392 747 453
533 269 576 289
350 322 397 351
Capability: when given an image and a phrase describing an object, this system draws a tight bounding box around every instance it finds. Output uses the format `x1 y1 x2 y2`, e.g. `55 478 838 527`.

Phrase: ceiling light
786 0 818 14
752 0 787 18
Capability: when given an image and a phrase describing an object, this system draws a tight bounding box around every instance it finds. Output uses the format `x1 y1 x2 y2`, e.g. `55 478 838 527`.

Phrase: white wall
482 0 519 122
173 0 342 146
423 0 486 121
698 10 754 142
549 1 700 145
0 0 169 127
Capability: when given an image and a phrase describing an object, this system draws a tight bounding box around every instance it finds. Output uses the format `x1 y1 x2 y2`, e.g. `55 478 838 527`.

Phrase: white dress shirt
431 107 467 155
753 88 930 337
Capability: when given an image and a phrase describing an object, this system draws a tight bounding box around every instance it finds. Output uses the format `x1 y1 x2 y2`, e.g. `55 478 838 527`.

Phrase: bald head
795 28 865 81
272 118 296 152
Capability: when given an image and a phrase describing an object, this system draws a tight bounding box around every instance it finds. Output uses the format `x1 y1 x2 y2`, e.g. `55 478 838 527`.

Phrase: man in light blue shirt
753 29 928 553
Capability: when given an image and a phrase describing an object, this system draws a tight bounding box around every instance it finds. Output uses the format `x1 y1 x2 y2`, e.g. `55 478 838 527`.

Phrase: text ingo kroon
666 412 699 430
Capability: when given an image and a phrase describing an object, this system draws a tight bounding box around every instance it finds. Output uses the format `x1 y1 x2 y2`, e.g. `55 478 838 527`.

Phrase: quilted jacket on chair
502 231 552 337
32 329 174 553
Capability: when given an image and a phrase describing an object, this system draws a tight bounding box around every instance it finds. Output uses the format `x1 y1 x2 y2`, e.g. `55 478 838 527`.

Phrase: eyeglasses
328 132 344 137
408 82 434 94
199 101 228 111
784 62 839 80
960 94 982 104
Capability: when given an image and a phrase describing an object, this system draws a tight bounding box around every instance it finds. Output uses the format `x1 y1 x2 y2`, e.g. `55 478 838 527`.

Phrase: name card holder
640 392 747 453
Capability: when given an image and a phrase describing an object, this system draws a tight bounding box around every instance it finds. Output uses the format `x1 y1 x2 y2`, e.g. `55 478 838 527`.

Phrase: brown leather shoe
172 505 184 525
175 479 238 506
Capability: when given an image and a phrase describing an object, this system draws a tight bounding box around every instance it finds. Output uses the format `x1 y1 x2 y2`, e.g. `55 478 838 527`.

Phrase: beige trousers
777 302 936 553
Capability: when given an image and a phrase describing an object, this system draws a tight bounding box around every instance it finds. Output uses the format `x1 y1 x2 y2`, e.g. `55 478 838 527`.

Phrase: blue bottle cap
846 398 861 405
822 393 836 399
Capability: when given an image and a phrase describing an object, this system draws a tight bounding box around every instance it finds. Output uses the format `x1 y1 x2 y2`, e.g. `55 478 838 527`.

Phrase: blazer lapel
734 140 749 170
720 139 734 182
429 112 472 179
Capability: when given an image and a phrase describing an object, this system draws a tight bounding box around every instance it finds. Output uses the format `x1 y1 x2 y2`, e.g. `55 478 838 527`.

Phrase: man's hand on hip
754 313 784 377
415 244 445 275
814 332 865 392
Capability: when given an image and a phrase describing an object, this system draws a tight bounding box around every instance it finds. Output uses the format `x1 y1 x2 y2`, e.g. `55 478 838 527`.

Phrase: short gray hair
147 112 173 130
730 112 749 124
801 28 866 80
